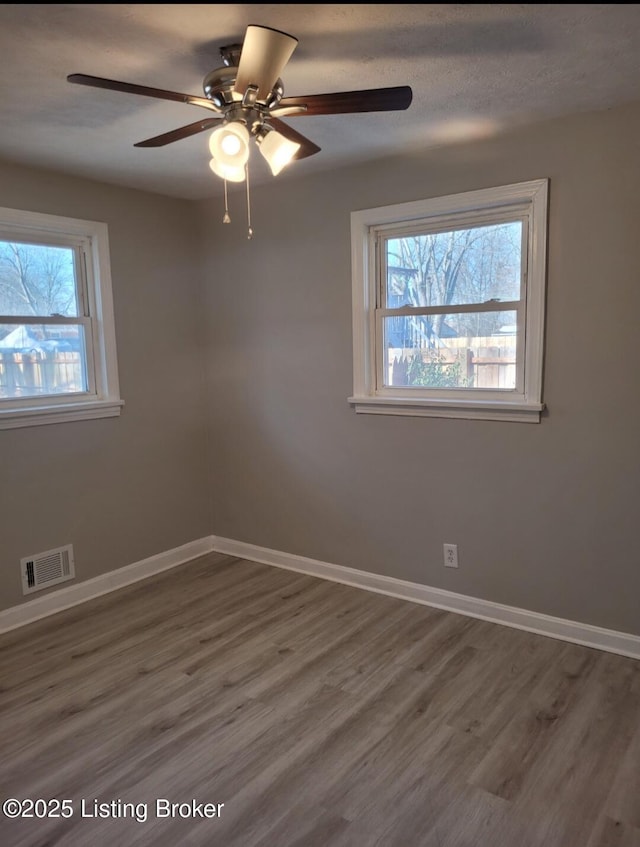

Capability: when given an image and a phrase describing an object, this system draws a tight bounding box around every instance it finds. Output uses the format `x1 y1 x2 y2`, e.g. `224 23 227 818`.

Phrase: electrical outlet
443 543 458 568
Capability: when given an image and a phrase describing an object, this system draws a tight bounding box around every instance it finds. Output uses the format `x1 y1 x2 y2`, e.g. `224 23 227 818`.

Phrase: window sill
0 398 124 430
348 395 544 423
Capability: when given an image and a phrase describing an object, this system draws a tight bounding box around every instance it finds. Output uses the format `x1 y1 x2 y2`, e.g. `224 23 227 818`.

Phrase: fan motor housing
203 65 284 111
203 66 237 107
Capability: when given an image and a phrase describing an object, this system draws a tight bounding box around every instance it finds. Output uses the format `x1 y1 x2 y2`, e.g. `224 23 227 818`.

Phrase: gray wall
2 100 638 636
198 100 640 636
0 162 212 611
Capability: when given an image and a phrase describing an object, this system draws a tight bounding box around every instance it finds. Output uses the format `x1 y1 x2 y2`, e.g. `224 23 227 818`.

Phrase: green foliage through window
406 353 472 389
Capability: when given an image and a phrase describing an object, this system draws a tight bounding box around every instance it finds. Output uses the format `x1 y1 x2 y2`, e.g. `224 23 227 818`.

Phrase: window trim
349 179 548 423
0 206 123 429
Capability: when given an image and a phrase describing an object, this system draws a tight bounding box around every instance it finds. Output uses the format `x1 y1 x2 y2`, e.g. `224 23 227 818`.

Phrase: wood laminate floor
0 553 639 847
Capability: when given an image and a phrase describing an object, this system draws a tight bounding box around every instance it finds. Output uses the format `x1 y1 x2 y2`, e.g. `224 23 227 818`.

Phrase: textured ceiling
1 4 639 200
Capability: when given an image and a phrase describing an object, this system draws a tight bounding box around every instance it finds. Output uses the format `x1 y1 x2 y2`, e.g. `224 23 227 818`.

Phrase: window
0 206 122 429
349 180 548 423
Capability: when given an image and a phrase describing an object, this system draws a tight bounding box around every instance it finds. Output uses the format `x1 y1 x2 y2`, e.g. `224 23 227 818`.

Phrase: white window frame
0 206 123 429
349 179 548 423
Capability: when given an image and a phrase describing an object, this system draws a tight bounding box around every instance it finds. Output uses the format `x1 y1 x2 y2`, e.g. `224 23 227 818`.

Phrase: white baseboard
3 533 639 660
211 535 640 660
0 536 215 634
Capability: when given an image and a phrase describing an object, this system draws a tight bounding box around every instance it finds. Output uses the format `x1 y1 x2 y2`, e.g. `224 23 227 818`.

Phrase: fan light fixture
67 23 413 239
207 121 299 182
208 158 246 182
208 120 300 237
257 126 301 176
208 123 250 168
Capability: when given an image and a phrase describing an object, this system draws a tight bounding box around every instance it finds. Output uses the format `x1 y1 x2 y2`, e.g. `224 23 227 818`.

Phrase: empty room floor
0 552 638 847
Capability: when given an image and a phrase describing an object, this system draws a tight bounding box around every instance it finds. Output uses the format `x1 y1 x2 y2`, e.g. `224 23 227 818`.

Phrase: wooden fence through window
388 336 517 389
0 351 84 398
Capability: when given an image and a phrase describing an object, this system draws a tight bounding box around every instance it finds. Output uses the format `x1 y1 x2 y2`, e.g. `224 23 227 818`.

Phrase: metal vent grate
20 544 75 595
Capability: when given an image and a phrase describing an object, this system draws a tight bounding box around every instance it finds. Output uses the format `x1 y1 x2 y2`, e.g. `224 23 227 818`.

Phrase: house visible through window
350 180 548 422
0 206 122 429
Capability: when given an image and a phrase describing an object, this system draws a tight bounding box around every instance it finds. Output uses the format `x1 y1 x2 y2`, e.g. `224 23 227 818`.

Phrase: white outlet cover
444 544 458 568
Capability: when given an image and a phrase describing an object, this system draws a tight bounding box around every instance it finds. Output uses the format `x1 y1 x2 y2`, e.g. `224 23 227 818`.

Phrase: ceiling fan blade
67 74 219 112
267 118 321 160
234 25 298 101
272 85 413 117
134 118 223 148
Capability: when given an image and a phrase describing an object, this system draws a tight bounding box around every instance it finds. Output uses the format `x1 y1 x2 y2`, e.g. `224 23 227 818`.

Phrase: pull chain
245 162 253 239
222 179 231 224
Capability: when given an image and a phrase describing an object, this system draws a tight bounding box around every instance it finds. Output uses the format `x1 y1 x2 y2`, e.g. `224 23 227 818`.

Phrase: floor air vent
21 544 75 595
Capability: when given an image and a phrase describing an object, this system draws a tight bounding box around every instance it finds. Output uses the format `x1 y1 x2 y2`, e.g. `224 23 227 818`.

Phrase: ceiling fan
68 24 412 233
